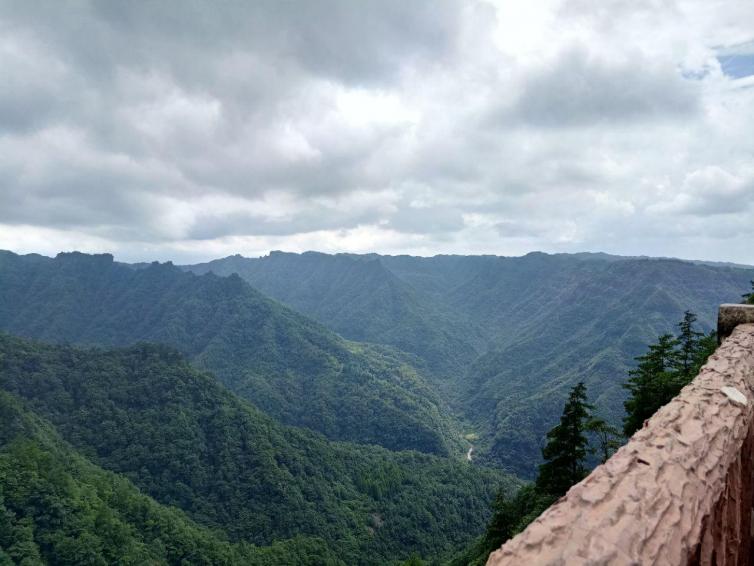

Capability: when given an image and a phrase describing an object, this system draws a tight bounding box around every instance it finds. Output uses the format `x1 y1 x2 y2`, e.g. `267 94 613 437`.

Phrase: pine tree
622 333 679 436
586 418 622 463
536 382 593 497
692 331 717 376
673 311 703 384
469 382 603 565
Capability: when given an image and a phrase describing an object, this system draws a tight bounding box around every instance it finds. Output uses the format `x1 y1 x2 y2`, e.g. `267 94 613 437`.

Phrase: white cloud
0 0 753 263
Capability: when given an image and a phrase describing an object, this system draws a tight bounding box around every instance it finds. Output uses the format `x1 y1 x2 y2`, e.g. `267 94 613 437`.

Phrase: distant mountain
187 251 484 381
0 334 516 564
0 250 462 457
185 251 754 477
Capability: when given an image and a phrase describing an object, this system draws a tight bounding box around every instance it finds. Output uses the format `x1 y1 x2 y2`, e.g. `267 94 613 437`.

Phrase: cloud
647 166 754 216
504 47 700 127
0 0 753 264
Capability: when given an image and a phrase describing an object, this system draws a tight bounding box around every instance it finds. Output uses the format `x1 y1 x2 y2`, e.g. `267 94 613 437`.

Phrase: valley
1 248 752 563
185 251 754 476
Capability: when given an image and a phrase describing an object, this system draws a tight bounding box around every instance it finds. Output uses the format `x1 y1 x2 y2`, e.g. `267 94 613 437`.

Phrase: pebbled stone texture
488 323 754 566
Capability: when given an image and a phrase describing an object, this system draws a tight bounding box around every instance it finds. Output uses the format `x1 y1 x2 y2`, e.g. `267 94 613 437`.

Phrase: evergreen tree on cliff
622 333 679 436
455 382 597 566
674 310 703 381
623 310 717 437
536 381 593 497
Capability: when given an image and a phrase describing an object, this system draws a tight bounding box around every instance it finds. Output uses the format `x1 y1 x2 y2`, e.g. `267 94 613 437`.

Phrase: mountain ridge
0 250 463 457
182 250 754 476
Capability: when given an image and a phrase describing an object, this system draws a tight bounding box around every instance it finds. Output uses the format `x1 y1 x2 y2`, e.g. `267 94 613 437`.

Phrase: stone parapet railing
488 309 754 566
718 304 754 341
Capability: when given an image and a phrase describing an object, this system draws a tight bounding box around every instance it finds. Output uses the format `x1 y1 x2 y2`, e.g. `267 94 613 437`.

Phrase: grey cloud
4 0 463 87
503 47 700 127
495 220 541 238
0 0 753 264
186 203 382 239
386 205 465 235
0 0 456 243
0 181 157 237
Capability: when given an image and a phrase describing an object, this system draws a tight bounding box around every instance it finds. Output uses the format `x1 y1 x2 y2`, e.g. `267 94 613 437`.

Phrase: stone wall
488 322 754 566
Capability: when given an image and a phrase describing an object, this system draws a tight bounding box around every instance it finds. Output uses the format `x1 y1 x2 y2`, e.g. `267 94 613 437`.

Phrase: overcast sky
1 0 753 263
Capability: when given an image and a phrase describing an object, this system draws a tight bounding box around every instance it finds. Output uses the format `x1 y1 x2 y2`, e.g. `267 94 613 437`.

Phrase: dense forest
185 251 754 476
0 250 463 457
0 334 517 564
0 391 342 565
0 248 749 564
456 309 719 564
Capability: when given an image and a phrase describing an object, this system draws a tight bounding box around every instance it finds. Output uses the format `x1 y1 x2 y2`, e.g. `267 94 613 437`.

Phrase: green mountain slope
0 390 342 565
0 334 515 564
186 251 484 380
184 251 754 477
0 250 461 457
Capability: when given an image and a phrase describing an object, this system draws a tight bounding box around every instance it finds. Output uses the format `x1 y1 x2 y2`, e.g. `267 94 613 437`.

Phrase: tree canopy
0 334 517 564
623 311 716 436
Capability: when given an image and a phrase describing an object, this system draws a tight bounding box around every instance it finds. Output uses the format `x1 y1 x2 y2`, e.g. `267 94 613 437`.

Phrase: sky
1 0 753 264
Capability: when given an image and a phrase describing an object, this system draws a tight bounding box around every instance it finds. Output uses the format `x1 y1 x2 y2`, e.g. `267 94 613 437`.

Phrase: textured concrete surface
719 304 754 342
488 323 754 566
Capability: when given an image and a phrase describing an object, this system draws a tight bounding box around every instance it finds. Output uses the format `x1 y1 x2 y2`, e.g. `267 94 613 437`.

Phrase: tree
536 382 593 497
623 311 718 437
463 382 603 566
623 333 679 436
586 418 622 463
464 484 554 566
692 331 717 376
673 311 703 382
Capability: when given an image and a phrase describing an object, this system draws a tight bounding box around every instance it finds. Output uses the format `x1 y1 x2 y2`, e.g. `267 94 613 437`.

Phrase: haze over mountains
185 250 754 476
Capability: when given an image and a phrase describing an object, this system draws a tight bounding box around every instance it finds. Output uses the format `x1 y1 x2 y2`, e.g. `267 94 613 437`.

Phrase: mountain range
0 250 462 458
1 247 751 563
184 250 754 476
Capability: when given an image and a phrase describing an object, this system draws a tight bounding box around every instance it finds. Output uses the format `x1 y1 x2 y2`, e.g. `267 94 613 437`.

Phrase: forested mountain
0 334 517 564
0 389 342 565
187 251 484 380
0 250 462 457
185 251 754 476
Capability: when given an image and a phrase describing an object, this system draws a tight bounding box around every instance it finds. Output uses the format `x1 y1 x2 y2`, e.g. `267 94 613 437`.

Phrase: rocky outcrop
488 320 754 565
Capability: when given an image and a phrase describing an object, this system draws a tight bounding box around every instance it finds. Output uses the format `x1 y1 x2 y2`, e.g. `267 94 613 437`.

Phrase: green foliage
536 382 593 497
0 250 463 457
185 251 485 381
448 484 555 566
622 333 680 436
454 383 598 565
399 554 427 566
674 310 704 380
623 312 717 436
183 251 754 477
0 334 517 564
586 418 622 464
0 391 342 566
